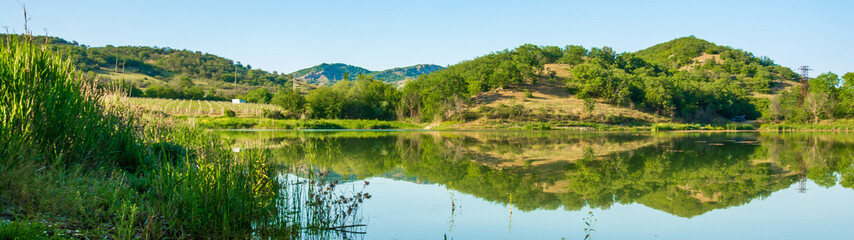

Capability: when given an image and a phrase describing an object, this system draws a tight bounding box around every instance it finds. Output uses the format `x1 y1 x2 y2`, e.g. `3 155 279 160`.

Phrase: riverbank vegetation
0 34 364 239
191 117 420 130
765 72 854 123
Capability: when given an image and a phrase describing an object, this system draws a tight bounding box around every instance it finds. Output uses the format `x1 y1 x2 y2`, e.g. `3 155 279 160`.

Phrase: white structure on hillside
231 99 246 104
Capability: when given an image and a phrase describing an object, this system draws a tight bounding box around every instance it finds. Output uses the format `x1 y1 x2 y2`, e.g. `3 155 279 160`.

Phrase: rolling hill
1 34 440 100
371 64 446 83
0 34 299 100
290 63 373 85
291 63 444 85
402 36 803 125
9 33 836 125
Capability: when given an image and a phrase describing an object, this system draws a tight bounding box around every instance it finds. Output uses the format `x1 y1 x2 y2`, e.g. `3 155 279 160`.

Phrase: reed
0 35 328 239
0 35 143 170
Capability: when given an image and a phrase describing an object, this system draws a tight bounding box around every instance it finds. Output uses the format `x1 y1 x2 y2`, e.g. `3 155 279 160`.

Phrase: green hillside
371 64 446 82
400 36 806 123
0 34 291 86
634 36 798 93
290 63 373 85
5 34 850 126
291 63 444 85
0 34 295 101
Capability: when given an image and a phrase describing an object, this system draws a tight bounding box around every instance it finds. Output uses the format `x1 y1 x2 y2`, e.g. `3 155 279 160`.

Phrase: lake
220 130 854 240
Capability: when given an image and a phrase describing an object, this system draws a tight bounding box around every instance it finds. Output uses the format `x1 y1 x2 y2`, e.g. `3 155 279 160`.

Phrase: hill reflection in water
220 131 854 219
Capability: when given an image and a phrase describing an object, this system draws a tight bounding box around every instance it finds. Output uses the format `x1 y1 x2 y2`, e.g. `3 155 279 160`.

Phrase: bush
262 109 286 119
479 104 528 120
223 109 236 117
460 110 479 121
523 122 552 130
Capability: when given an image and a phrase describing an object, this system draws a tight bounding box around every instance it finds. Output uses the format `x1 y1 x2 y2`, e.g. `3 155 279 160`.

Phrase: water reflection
221 131 854 219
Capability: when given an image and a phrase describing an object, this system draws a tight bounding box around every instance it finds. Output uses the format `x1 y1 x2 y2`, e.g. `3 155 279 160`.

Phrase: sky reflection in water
222 130 854 239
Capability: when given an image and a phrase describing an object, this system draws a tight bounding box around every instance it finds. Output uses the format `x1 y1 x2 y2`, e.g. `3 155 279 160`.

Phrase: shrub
262 109 286 119
460 110 479 121
224 109 236 117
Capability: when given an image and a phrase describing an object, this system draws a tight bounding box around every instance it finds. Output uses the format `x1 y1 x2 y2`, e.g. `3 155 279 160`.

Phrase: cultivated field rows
127 97 282 117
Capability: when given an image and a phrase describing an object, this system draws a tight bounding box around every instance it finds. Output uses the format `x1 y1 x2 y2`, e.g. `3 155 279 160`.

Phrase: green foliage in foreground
0 220 68 240
0 37 296 238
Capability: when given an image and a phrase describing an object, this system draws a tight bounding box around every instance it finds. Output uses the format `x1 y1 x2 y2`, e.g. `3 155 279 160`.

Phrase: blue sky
1 0 851 75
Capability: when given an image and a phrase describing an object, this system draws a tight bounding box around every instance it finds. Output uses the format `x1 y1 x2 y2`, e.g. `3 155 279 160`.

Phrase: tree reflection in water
221 131 854 218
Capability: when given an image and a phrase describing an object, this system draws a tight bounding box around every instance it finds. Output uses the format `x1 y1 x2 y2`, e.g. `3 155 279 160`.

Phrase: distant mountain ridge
291 63 444 85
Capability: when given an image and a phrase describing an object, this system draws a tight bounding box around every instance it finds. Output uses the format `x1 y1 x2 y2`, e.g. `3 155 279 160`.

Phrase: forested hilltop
399 36 853 126
0 34 293 98
291 63 444 85
8 34 292 84
0 34 441 102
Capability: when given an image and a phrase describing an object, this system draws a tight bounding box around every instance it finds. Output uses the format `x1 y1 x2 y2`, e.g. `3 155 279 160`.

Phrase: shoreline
196 118 853 133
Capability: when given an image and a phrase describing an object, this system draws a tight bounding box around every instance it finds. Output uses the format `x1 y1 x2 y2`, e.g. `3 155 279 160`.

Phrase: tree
243 88 272 103
805 92 830 123
809 72 839 95
587 47 616 66
768 96 783 122
808 72 841 119
560 45 587 66
306 87 344 119
583 97 596 119
838 72 854 117
184 86 205 100
178 76 194 88
843 72 854 88
271 89 306 114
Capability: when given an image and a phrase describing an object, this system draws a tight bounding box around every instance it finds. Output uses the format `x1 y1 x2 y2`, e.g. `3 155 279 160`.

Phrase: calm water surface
221 131 854 239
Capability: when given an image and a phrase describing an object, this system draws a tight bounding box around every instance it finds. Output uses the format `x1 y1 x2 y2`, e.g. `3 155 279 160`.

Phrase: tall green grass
0 35 143 170
0 35 329 239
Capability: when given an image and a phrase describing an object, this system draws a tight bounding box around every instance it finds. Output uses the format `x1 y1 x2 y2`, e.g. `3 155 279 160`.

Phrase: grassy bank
650 123 757 132
188 116 422 130
431 119 650 131
185 115 854 133
0 36 355 239
758 120 854 131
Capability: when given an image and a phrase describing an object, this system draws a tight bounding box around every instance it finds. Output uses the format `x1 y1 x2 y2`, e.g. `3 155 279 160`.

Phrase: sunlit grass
1 35 360 239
